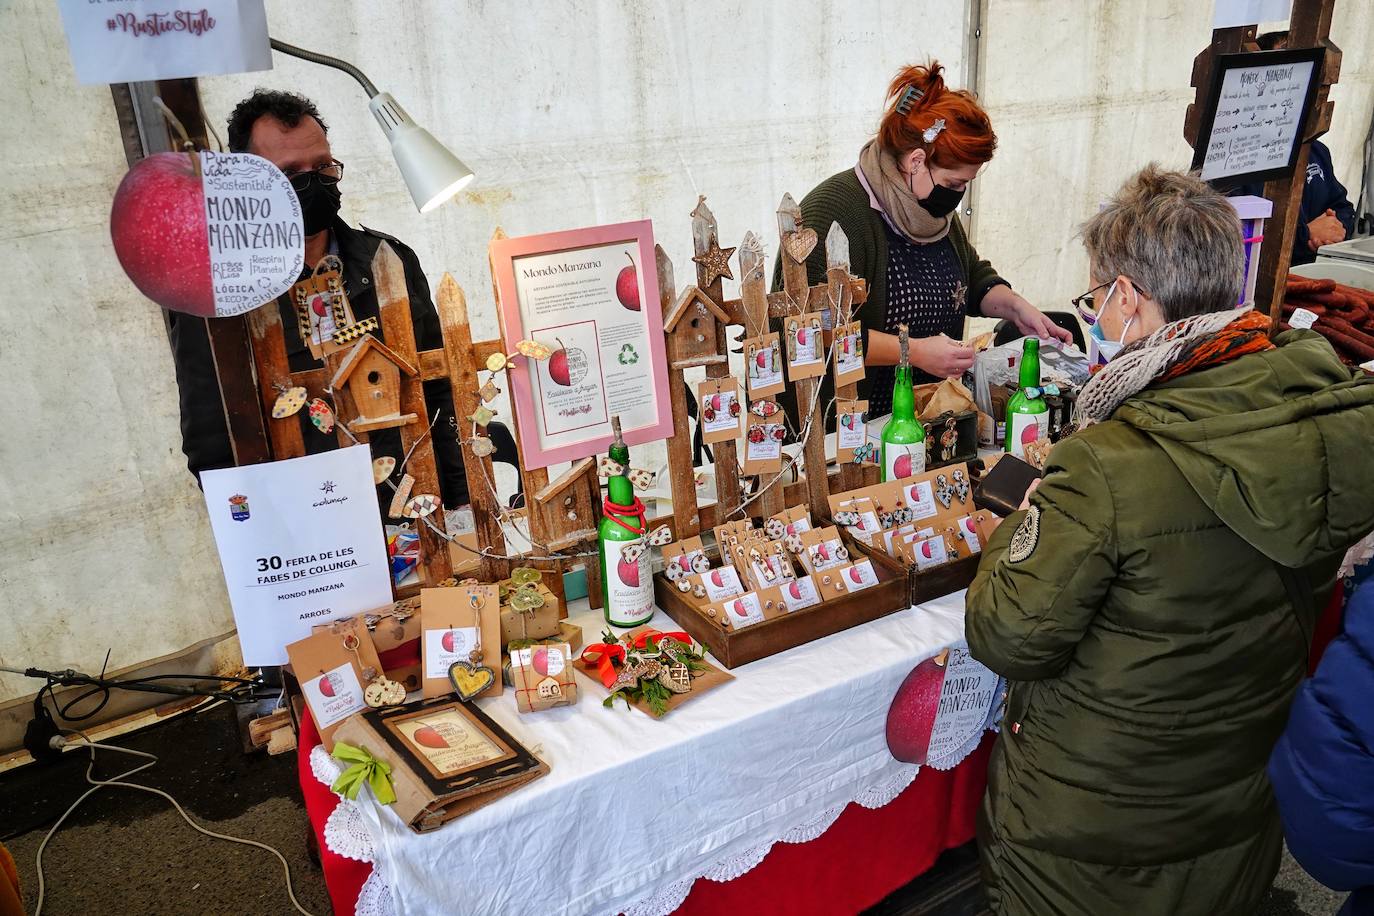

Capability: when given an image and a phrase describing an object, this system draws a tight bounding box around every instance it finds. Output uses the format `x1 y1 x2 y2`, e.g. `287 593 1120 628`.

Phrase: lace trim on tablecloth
311 734 988 916
1339 531 1374 580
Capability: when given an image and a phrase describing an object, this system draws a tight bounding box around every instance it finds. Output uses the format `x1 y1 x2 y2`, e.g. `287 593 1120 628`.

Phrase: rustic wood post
738 231 787 520
656 246 703 537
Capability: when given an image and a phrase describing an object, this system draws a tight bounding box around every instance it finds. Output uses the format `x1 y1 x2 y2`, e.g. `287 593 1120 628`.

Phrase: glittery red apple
317 674 337 698
616 252 640 311
110 151 215 317
617 555 641 588
885 650 949 764
893 452 914 479
413 726 449 749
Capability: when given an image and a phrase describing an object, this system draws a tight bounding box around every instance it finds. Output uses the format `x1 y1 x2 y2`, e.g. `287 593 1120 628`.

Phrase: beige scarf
857 140 951 244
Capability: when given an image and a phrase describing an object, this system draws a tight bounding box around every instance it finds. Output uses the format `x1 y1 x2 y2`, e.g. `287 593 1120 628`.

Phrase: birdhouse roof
663 285 730 332
329 334 418 389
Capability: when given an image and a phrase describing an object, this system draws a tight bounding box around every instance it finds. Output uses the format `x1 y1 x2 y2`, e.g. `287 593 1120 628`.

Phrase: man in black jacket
169 89 503 510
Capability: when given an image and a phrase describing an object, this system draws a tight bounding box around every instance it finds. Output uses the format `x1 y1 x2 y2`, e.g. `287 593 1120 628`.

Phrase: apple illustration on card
413 725 449 750
617 252 640 311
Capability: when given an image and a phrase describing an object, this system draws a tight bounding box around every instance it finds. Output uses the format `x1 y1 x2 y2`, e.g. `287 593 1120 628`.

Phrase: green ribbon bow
330 742 397 805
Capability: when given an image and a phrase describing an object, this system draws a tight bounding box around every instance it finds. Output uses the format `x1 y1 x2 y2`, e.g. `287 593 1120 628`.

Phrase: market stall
296 593 996 916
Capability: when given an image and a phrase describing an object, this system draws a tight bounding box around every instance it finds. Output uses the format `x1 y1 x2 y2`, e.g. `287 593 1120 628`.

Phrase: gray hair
1080 165 1244 322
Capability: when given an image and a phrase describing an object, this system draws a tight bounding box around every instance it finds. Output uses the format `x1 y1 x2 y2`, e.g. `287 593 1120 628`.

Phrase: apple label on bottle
111 150 304 318
1008 413 1043 459
903 481 939 521
781 576 821 612
701 565 744 602
841 560 878 591
424 626 478 680
302 661 365 728
913 536 950 571
605 538 654 625
885 443 925 482
724 592 766 628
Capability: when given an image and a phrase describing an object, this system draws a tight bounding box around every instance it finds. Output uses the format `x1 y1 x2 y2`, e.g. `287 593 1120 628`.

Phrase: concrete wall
972 1 1373 311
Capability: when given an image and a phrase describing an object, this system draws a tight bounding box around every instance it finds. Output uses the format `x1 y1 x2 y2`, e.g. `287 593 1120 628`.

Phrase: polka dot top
867 220 966 417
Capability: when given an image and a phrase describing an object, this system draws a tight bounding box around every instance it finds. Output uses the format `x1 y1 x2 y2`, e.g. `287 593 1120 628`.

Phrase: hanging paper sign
834 321 865 387
697 377 743 444
111 150 303 318
836 399 868 463
783 313 826 380
57 0 271 85
886 641 1000 766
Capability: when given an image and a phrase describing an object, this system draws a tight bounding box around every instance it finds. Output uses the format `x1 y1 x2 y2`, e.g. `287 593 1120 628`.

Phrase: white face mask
1089 280 1135 364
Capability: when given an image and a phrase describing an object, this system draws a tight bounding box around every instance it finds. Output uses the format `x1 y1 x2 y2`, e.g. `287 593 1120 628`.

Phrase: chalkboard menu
1191 47 1326 188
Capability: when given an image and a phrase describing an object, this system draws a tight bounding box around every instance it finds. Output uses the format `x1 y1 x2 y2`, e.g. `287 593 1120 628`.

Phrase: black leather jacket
167 218 472 507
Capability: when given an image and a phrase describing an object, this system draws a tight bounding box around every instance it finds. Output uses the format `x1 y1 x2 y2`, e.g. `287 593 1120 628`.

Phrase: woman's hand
1017 477 1042 512
911 334 976 378
982 286 1073 344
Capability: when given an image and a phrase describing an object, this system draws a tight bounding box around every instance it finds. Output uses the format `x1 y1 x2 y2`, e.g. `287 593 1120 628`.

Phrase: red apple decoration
731 599 748 617
893 453 914 479
441 630 461 653
847 566 864 584
110 151 215 317
413 726 449 750
532 647 550 676
618 555 641 588
549 337 572 387
1020 421 1041 446
317 674 336 698
789 581 803 600
616 252 640 311
885 650 949 764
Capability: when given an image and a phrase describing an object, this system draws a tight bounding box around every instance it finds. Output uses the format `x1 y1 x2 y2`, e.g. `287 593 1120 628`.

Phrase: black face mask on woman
297 181 342 236
917 179 965 219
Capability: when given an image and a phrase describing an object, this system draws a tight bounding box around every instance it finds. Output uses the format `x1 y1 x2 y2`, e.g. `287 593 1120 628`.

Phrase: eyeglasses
285 160 344 191
1072 279 1149 326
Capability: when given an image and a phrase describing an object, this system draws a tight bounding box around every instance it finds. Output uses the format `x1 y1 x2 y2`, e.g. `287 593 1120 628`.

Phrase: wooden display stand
650 196 978 666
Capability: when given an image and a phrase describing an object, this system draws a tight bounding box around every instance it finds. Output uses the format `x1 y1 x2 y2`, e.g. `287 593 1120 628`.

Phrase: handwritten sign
57 0 271 85
1198 51 1321 184
925 644 1000 766
201 151 304 317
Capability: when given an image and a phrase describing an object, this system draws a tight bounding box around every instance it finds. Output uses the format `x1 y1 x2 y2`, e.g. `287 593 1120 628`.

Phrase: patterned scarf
1076 308 1274 425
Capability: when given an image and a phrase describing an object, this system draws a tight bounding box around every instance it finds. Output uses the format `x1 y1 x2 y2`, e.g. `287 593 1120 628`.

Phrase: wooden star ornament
692 241 736 287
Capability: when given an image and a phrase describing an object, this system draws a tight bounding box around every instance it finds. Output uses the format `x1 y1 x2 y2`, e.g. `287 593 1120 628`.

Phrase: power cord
33 732 317 916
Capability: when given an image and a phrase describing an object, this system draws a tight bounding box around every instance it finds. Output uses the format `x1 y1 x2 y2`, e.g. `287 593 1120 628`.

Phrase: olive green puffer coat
966 330 1374 916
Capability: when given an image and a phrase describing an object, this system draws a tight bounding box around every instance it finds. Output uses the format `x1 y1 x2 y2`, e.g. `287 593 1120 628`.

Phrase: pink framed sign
490 220 672 470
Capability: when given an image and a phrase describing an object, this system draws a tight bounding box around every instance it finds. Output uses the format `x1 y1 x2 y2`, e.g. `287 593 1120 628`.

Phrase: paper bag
287 616 385 751
420 585 502 700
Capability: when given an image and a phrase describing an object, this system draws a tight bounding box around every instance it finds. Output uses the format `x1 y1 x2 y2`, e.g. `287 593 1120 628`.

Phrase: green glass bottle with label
1005 337 1049 458
599 419 655 628
881 325 926 482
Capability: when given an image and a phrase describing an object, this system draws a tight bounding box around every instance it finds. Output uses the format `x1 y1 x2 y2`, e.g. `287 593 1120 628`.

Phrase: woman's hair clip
895 85 924 115
923 118 947 144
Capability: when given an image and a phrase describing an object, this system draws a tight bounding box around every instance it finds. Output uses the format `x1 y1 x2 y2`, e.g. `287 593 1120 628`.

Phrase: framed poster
1190 47 1326 188
491 221 672 469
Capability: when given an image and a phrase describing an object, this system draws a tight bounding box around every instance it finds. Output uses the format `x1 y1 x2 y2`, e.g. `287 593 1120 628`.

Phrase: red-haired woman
792 62 1068 417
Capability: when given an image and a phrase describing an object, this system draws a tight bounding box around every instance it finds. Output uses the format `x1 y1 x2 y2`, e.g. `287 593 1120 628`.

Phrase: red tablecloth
298 712 994 916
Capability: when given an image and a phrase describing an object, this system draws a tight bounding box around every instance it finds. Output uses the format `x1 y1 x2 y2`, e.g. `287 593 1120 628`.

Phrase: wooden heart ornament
784 228 818 263
448 660 495 701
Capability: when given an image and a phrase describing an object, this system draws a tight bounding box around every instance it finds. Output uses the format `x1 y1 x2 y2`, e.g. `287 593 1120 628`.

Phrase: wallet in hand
973 455 1043 517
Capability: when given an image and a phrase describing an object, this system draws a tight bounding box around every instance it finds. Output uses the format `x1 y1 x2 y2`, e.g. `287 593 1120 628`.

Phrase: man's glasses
286 160 344 191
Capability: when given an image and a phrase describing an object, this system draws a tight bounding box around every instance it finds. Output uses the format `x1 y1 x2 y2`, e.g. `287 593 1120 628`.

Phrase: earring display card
768 505 812 539
717 591 768 629
663 535 709 578
836 399 869 463
287 615 384 751
292 266 355 359
699 565 745 602
783 312 826 380
743 333 785 399
838 559 879 591
798 527 847 575
332 697 548 832
743 414 785 474
833 321 865 388
773 574 822 612
697 377 743 444
421 585 502 700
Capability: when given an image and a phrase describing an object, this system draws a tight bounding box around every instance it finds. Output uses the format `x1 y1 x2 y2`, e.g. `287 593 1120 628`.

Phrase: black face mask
297 181 341 236
918 181 965 219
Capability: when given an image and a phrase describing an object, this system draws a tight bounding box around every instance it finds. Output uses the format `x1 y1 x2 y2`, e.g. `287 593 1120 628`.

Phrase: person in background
966 165 1374 915
784 61 1068 418
168 90 512 510
1269 562 1374 916
1238 31 1357 265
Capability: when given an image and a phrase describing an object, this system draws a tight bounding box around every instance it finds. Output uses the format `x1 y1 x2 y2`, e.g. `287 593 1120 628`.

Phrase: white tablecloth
311 589 988 916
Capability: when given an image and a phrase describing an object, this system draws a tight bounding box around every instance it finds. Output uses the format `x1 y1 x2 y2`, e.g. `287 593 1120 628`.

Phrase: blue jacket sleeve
1268 574 1374 892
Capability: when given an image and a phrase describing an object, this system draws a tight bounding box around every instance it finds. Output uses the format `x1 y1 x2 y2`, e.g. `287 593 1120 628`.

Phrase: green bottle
1005 338 1049 458
599 419 654 628
881 324 926 481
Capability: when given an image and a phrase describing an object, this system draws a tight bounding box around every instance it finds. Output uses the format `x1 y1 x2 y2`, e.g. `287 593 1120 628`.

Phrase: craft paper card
697 378 743 444
201 446 393 666
421 585 501 700
743 415 785 474
768 506 812 538
286 616 384 750
743 333 785 398
491 221 671 469
956 515 983 554
700 565 745 602
57 0 271 85
777 575 821 613
903 480 940 522
720 591 767 629
783 313 826 380
839 560 879 592
662 536 708 579
836 399 868 463
833 322 865 387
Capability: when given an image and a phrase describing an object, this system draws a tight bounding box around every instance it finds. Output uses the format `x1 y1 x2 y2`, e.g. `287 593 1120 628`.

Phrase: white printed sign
424 627 479 681
1200 58 1316 182
925 644 1001 765
780 576 821 612
57 0 271 85
701 566 745 602
200 446 395 665
301 662 366 729
200 151 304 316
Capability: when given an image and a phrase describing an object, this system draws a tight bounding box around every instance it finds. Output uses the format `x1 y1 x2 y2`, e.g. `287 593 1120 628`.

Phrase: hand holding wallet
973 455 1043 517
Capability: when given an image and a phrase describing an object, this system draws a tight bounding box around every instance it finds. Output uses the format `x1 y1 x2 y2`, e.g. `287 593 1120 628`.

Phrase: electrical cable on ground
33 732 316 916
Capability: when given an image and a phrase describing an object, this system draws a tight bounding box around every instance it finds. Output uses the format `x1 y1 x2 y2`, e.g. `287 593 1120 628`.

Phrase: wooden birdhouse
662 285 729 364
330 334 419 432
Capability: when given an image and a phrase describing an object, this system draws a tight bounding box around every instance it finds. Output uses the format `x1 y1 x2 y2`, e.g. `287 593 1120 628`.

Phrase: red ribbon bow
579 643 627 688
630 629 691 650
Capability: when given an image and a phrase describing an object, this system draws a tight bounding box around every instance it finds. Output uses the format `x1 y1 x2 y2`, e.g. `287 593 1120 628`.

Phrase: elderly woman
966 166 1374 916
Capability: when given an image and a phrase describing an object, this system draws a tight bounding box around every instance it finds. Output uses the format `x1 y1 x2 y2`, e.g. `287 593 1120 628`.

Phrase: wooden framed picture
371 698 539 792
490 220 673 469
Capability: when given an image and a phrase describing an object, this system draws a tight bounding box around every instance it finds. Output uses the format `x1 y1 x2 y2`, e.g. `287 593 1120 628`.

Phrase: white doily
311 734 989 916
